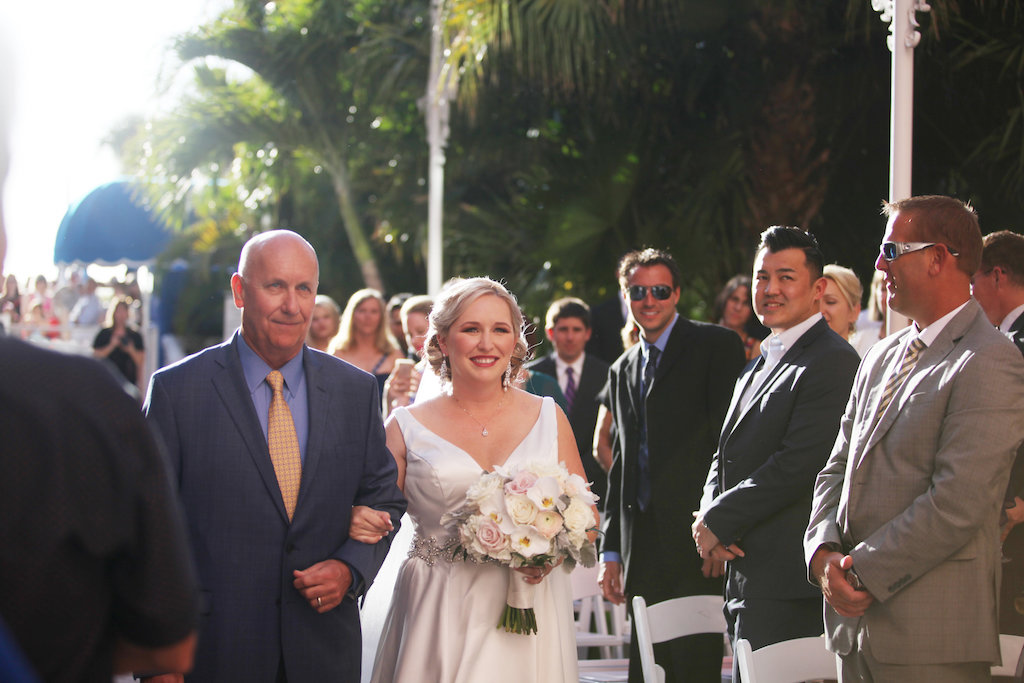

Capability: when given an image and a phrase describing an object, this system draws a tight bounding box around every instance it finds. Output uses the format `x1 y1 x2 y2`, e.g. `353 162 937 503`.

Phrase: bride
354 277 597 683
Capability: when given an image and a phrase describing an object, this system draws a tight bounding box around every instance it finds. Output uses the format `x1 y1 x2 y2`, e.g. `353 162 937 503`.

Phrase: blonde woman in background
820 264 873 356
331 288 403 398
306 294 341 352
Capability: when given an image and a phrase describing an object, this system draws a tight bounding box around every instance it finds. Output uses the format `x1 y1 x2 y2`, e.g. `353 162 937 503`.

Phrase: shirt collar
1000 303 1024 333
237 333 305 398
914 299 970 348
760 312 822 365
555 353 585 376
643 313 679 360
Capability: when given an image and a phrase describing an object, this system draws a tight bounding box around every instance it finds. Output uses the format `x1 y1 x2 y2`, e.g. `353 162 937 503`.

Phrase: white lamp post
873 0 930 333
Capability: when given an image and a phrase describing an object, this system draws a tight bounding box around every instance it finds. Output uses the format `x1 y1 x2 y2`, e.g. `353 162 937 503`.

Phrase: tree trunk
323 156 385 293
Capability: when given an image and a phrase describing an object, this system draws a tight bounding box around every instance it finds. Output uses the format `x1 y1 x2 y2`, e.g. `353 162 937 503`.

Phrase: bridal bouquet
441 460 598 635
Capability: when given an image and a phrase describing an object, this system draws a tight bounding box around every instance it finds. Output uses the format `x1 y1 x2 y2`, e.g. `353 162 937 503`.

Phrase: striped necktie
874 337 926 425
564 366 577 413
267 370 302 521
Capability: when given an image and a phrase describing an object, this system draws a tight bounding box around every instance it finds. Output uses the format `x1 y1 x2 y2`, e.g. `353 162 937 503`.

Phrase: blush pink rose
474 517 510 556
505 470 539 495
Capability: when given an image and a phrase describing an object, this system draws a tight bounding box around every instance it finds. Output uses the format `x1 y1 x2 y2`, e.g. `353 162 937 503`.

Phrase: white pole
874 0 930 333
425 0 450 297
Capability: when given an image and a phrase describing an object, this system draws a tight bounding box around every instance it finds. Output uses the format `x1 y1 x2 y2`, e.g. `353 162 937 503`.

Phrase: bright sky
1 0 226 282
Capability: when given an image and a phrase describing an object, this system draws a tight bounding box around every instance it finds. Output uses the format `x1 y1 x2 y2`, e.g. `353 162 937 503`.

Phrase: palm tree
136 0 431 292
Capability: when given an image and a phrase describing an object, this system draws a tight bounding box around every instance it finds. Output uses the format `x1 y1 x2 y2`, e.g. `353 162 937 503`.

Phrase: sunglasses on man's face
879 241 960 262
627 285 674 301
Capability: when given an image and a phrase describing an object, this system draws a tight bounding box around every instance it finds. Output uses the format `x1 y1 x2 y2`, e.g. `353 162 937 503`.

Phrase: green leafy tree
128 0 432 294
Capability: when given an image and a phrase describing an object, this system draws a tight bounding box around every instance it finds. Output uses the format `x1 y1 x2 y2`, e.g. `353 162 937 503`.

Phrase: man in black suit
692 226 860 681
526 297 610 499
972 229 1024 634
0 72 199 681
598 248 746 683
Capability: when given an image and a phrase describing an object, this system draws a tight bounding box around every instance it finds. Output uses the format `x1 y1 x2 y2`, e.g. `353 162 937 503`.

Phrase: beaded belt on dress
408 535 463 566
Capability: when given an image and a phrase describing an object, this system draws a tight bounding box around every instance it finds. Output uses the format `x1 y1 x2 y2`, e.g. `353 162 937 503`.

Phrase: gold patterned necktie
266 370 302 521
874 337 926 424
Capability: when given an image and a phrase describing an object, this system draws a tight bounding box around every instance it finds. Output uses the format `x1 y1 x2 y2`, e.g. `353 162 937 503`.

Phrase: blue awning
53 180 173 267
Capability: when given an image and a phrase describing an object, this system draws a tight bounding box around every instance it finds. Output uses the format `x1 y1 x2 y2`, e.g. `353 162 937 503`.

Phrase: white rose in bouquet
506 494 539 526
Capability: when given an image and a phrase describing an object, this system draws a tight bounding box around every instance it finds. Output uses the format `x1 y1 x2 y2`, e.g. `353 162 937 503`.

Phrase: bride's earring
502 363 512 392
440 356 450 383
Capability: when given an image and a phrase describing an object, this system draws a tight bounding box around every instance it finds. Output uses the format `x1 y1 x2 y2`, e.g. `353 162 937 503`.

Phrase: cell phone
393 358 414 380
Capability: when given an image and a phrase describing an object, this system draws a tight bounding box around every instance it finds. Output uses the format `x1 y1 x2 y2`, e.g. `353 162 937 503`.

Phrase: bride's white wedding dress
369 396 578 683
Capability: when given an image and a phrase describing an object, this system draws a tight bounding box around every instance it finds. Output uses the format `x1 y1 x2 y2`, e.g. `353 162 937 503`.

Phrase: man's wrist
811 543 842 581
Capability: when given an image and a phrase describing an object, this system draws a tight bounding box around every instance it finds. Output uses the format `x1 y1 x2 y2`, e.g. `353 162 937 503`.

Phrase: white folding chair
631 594 727 683
734 635 837 683
572 563 628 659
993 633 1024 679
577 657 630 682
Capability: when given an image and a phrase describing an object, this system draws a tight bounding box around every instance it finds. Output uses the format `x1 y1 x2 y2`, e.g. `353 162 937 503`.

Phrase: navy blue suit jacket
145 334 406 682
701 318 859 603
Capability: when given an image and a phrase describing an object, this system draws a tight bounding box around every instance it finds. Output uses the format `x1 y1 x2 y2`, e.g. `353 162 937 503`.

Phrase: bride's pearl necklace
452 395 507 437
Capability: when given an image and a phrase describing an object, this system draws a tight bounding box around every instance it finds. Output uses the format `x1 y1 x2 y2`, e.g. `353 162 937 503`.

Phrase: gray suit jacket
805 299 1024 665
145 334 406 682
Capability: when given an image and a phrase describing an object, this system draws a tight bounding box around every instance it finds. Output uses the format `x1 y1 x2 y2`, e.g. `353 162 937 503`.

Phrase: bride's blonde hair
424 277 530 387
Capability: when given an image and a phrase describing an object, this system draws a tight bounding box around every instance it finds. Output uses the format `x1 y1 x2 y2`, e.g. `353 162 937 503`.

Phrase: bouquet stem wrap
499 570 538 635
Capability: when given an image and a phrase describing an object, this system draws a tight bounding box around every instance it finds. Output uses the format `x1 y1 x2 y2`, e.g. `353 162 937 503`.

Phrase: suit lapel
212 336 290 522
297 347 328 519
721 320 826 447
862 303 980 454
648 318 690 398
623 346 644 417
718 356 762 450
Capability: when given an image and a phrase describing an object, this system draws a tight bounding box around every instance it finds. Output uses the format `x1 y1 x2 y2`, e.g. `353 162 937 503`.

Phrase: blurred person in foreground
694 227 859 682
0 49 198 682
805 196 1024 681
144 230 406 682
971 229 1024 635
599 248 745 682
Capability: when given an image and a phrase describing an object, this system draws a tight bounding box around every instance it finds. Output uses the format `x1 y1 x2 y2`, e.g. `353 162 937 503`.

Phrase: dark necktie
636 346 660 511
564 366 577 414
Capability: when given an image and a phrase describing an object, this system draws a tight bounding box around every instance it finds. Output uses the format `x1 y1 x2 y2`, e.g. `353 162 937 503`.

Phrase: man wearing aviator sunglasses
627 284 674 302
599 248 745 683
806 195 1024 681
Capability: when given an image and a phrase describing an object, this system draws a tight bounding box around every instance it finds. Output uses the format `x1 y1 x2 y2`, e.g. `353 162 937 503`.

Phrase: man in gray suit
694 226 859 682
145 230 406 682
805 196 1024 681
